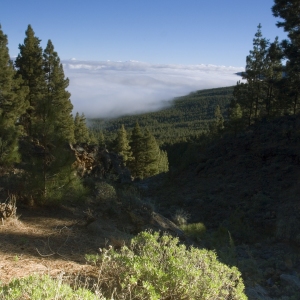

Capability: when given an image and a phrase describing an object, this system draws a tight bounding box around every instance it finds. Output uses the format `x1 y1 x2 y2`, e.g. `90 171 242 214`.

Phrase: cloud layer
62 60 244 118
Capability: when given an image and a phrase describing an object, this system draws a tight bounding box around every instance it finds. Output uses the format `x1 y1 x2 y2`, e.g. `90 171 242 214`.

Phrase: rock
266 277 274 287
147 212 186 238
280 274 300 289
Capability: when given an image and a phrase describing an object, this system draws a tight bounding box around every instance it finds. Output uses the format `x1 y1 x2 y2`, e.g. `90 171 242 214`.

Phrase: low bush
0 274 104 300
180 222 207 241
86 230 247 299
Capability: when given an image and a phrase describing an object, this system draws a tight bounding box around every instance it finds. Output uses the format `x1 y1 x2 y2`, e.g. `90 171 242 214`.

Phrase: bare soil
0 205 115 284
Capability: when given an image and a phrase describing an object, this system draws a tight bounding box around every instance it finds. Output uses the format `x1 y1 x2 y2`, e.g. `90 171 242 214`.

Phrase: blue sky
1 0 287 117
1 0 285 66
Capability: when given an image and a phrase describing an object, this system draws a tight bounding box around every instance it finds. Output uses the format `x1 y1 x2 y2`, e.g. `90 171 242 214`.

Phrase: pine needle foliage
0 25 28 166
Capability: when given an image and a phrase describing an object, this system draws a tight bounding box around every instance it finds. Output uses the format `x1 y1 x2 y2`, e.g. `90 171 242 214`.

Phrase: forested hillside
1 0 300 299
90 86 234 145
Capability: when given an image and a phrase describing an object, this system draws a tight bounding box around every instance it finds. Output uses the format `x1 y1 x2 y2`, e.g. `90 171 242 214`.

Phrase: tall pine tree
42 40 74 143
15 25 45 136
273 0 300 114
16 27 77 203
0 25 28 166
244 24 269 120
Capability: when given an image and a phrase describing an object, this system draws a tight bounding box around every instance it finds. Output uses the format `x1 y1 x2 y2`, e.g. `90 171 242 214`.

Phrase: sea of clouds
62 60 244 119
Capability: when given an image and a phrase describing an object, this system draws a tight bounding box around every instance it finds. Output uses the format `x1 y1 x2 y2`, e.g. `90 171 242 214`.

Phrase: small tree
114 125 133 165
227 102 243 136
142 129 160 177
128 122 145 178
209 105 224 136
74 112 91 144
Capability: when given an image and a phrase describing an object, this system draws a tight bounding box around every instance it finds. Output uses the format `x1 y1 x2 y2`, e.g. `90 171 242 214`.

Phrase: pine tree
227 102 243 136
127 123 169 179
142 129 160 177
233 81 253 126
97 130 105 147
273 1 300 114
128 122 145 178
74 112 91 144
158 150 169 173
114 125 133 165
0 25 28 166
32 39 76 200
16 28 77 203
209 105 224 135
42 40 74 142
232 25 283 124
15 25 45 136
264 37 283 115
245 24 269 120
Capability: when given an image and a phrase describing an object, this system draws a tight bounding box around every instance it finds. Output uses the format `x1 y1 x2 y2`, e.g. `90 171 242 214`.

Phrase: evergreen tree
42 40 74 142
142 129 160 177
0 25 28 165
273 1 300 114
114 125 133 165
15 25 45 136
128 122 145 178
127 123 169 179
209 105 224 135
227 102 243 136
74 112 91 144
16 28 77 203
244 24 269 120
232 25 284 124
264 37 283 115
158 150 169 173
31 39 75 200
233 81 253 126
97 130 105 147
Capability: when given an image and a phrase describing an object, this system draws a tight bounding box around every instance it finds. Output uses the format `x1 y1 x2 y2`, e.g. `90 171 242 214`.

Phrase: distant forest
90 86 234 146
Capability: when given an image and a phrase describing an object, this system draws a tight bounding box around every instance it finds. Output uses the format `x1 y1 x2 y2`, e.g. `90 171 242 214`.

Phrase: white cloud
62 60 244 118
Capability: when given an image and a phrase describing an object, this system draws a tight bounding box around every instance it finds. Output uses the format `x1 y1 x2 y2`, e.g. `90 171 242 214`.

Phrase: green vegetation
228 3 300 129
1 1 300 298
90 86 234 146
85 231 246 299
109 122 168 179
181 222 207 241
0 25 28 166
0 274 101 300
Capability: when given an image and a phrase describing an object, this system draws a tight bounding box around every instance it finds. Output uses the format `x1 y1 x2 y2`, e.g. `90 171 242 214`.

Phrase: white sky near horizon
1 0 287 118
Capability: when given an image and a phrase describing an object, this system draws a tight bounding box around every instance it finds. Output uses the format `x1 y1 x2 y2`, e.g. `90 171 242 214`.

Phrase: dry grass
0 204 124 286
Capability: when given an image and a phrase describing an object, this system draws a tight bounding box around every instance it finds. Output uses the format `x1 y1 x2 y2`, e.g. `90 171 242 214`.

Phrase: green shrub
95 181 117 202
173 208 190 225
86 231 246 299
181 222 206 241
0 274 104 300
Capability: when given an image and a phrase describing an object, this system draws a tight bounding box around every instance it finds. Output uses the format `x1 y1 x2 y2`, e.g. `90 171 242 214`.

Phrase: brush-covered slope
140 114 300 299
156 115 300 244
90 86 234 145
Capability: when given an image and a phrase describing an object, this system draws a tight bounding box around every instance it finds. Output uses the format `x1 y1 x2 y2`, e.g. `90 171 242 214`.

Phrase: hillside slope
140 114 300 299
91 86 234 145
